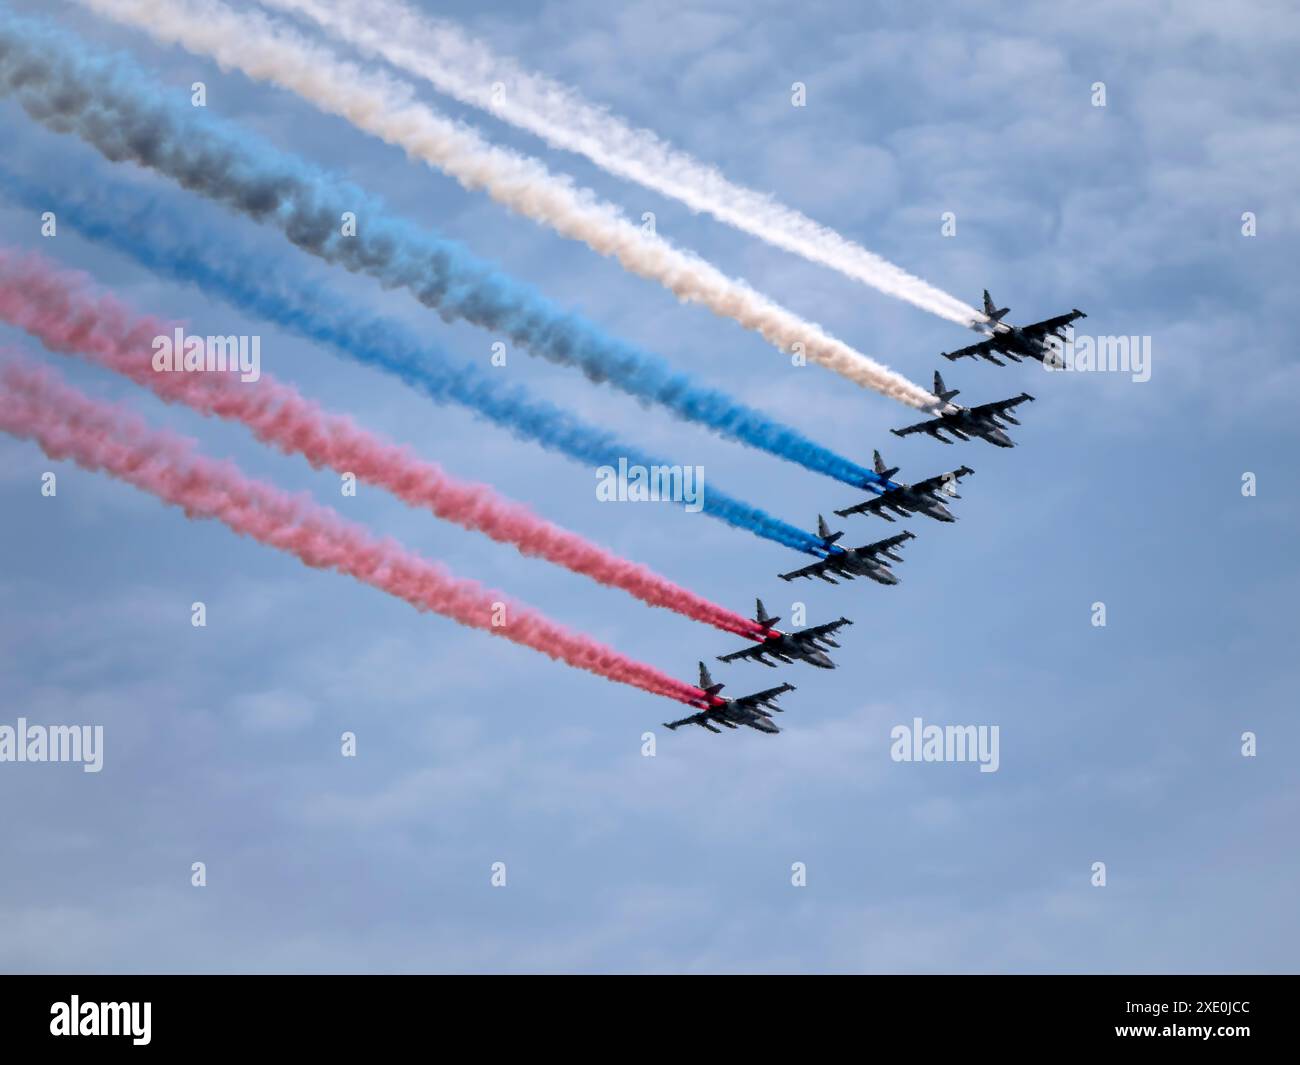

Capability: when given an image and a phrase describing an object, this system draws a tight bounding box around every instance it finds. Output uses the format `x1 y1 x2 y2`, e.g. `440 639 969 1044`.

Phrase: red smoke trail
0 248 764 640
0 356 706 705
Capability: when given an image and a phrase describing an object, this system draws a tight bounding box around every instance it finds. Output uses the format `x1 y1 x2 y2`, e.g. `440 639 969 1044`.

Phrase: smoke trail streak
264 0 984 328
0 9 898 493
0 165 828 556
79 0 940 405
0 247 766 638
0 356 706 705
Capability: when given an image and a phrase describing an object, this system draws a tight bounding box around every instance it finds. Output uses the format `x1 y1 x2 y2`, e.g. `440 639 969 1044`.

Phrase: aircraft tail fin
816 514 844 546
753 598 780 630
697 661 725 697
933 371 960 403
983 289 1009 322
872 449 900 481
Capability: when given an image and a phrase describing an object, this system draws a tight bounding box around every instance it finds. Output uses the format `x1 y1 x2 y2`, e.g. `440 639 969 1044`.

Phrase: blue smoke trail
0 6 882 493
0 164 827 555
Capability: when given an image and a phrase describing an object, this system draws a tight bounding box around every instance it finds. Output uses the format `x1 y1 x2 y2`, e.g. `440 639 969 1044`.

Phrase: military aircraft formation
665 292 1084 736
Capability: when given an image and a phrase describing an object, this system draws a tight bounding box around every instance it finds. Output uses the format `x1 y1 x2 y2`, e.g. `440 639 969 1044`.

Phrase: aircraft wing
969 393 1034 418
942 337 1005 363
1020 309 1086 338
862 532 915 557
779 554 851 582
717 642 776 664
908 465 975 497
798 617 852 640
663 709 724 733
890 415 948 440
733 682 795 711
835 493 891 518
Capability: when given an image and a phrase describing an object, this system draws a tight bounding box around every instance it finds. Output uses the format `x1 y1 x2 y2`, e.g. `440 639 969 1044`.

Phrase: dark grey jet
779 529 916 585
835 450 974 524
717 599 852 670
892 372 1033 448
663 662 796 734
943 290 1086 366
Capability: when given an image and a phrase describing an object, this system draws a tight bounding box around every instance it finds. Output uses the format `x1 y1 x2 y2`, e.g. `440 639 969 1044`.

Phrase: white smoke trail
80 0 940 409
263 0 984 328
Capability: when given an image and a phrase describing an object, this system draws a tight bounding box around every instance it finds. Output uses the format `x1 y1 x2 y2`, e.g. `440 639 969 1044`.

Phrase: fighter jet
663 662 796 734
943 290 1086 366
718 599 852 670
892 372 1033 448
779 529 916 585
835 451 974 524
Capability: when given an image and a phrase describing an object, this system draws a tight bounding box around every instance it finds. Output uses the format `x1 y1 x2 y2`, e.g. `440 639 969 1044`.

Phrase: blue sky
0 0 1296 973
